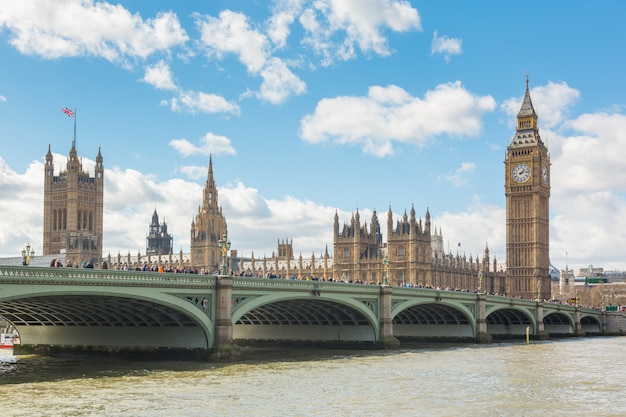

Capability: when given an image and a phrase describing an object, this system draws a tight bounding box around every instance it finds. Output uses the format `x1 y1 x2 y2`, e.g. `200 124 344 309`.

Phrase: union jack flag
62 107 74 117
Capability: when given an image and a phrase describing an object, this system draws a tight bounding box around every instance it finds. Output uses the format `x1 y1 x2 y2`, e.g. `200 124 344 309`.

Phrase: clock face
512 163 530 183
542 165 548 183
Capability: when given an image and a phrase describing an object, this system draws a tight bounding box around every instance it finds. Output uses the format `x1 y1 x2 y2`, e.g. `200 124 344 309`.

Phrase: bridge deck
0 266 605 356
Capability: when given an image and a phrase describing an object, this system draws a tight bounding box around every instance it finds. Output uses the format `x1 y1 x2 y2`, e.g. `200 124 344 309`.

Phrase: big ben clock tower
505 77 551 299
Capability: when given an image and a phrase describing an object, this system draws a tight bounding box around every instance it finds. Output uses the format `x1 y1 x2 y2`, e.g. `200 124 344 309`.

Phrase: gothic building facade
330 206 504 291
505 78 551 299
189 156 228 273
43 140 103 267
146 209 173 256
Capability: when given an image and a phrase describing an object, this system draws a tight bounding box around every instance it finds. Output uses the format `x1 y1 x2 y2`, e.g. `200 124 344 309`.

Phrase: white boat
0 331 19 349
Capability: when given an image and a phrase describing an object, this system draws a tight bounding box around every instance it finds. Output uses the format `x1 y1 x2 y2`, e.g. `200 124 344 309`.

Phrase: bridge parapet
0 266 217 288
231 277 381 295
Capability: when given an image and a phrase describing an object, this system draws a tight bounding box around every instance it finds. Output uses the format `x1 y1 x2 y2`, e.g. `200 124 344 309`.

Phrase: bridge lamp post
218 234 231 276
382 255 389 286
537 279 541 301
21 243 35 266
477 270 484 294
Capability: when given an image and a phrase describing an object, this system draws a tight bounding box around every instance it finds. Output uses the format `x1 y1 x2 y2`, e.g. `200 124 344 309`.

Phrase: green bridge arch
390 296 478 339
0 266 217 354
231 292 381 343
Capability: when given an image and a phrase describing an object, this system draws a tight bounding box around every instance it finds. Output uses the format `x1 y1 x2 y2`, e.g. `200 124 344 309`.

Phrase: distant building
557 265 575 300
43 140 103 267
573 265 626 286
146 209 173 256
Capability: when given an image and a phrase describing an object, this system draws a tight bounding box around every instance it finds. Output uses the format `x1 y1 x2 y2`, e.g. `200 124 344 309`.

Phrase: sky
1 0 626 274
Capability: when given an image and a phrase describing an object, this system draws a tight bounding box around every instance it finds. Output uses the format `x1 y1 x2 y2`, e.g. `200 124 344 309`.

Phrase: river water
0 337 624 417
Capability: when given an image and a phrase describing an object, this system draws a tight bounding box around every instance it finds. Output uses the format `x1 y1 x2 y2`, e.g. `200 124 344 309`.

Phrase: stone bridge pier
379 285 400 347
212 277 239 359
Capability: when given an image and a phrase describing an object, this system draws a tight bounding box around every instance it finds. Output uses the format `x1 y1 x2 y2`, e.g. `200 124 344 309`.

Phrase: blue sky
1 0 626 274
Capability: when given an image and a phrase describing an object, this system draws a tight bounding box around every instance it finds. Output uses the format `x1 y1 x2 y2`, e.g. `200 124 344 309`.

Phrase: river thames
1 337 624 416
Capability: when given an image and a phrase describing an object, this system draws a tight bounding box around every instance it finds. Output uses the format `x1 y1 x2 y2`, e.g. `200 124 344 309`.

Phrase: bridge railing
232 277 382 295
0 265 217 288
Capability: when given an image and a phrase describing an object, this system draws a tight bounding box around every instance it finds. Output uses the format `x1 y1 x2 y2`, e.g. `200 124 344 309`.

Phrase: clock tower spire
504 76 551 299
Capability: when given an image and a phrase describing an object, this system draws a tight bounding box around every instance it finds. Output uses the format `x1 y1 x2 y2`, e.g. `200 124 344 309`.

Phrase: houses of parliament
42 80 552 299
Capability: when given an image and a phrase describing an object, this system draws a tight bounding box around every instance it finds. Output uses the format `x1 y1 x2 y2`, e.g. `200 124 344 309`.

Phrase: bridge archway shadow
392 303 474 340
580 315 602 335
543 312 574 336
0 295 211 355
487 308 534 338
233 298 376 347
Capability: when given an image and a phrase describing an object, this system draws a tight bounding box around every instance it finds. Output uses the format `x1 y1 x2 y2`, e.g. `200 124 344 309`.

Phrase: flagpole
73 108 77 148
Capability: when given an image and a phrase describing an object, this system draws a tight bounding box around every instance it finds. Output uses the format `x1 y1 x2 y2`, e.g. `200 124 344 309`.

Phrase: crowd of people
47 262 590 306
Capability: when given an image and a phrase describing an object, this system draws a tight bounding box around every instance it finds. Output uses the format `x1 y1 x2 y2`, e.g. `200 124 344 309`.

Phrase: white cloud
0 95 6 102
300 0 421 65
141 60 177 90
258 57 307 104
547 112 626 269
166 90 240 115
435 195 506 262
267 0 309 48
299 82 496 157
197 10 269 73
196 9 306 104
0 0 188 64
220 186 336 258
431 30 462 62
170 132 237 157
0 157 42 256
102 166 202 255
180 165 209 181
443 162 476 187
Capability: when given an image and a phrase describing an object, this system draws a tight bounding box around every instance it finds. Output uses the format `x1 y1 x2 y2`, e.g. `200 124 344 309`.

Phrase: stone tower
386 205 433 286
504 78 551 299
333 209 384 282
43 141 104 267
190 155 228 272
146 208 173 256
277 238 294 260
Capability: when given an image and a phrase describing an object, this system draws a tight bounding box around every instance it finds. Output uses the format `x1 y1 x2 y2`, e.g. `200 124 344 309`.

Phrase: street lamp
382 255 389 286
21 243 35 266
477 270 484 294
218 233 231 276
536 279 542 301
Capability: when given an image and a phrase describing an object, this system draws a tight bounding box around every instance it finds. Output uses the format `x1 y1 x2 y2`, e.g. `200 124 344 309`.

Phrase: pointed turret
46 144 53 164
67 138 81 173
518 77 537 119
45 144 54 178
509 75 544 148
151 208 159 227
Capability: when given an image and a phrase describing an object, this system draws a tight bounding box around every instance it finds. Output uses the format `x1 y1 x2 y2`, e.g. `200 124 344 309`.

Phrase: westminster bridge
0 266 610 359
